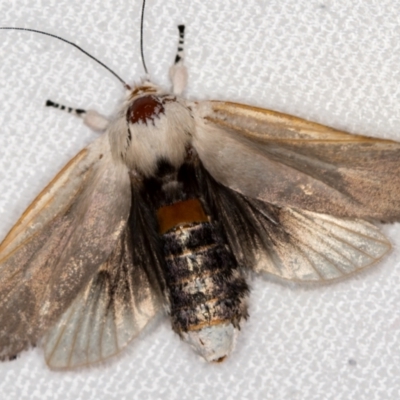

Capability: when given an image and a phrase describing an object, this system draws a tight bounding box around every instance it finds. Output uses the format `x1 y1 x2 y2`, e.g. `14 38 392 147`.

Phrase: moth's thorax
108 84 195 176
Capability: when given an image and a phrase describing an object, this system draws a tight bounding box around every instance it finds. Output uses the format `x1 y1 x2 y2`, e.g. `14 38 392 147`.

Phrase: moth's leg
169 25 188 95
45 100 109 132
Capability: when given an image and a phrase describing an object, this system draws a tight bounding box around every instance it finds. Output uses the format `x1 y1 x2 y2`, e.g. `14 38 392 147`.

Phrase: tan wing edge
0 149 88 257
192 100 400 221
0 131 110 261
207 100 394 143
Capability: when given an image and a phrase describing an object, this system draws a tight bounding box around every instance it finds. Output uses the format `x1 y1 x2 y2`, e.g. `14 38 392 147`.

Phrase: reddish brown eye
128 95 165 125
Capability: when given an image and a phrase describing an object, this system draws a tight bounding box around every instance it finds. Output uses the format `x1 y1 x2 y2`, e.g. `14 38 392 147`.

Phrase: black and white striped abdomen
161 208 248 335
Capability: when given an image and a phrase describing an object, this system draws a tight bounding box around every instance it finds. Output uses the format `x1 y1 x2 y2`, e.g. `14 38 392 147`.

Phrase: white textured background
1 0 400 399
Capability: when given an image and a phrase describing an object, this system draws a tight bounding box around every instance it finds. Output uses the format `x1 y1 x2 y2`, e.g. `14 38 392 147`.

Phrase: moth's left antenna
0 27 128 88
140 0 149 75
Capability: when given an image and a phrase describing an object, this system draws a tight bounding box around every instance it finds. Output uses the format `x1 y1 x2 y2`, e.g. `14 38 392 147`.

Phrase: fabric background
1 0 400 399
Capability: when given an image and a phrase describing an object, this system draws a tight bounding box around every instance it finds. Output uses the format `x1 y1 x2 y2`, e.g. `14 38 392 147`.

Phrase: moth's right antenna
140 0 148 75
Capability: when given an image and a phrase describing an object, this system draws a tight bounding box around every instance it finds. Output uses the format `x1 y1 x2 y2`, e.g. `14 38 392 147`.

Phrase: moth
1 20 400 370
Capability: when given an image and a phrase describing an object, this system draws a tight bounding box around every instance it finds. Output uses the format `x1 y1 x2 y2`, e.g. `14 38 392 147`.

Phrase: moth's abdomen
139 160 248 361
162 216 247 331
157 197 248 362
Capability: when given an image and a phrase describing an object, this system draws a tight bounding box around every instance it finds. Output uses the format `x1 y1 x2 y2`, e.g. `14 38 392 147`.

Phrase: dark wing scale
43 221 161 369
129 179 168 302
197 164 260 268
198 164 391 283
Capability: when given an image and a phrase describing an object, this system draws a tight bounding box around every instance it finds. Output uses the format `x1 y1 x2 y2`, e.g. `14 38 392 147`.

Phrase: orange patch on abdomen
156 198 209 234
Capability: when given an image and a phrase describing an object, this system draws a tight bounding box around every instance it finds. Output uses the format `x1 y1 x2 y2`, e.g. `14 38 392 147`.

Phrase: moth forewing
193 100 400 221
0 134 107 260
0 137 132 362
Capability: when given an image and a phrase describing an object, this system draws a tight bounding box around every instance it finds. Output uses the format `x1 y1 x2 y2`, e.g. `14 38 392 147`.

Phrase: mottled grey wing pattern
0 135 132 361
43 225 161 369
201 169 391 282
193 101 400 222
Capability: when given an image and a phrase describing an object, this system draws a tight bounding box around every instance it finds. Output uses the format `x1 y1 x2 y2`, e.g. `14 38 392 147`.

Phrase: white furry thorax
108 82 195 176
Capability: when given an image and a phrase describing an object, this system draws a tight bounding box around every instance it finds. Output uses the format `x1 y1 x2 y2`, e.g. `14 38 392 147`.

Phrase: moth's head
126 81 168 127
108 81 195 176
